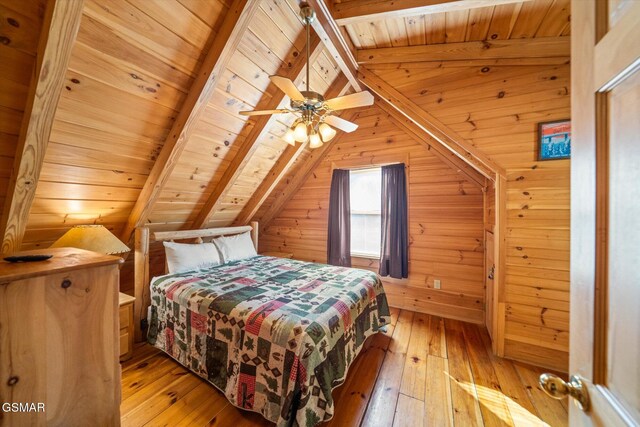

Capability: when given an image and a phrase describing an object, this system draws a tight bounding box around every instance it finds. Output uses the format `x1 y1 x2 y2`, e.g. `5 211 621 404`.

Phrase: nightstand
119 292 135 362
261 251 294 259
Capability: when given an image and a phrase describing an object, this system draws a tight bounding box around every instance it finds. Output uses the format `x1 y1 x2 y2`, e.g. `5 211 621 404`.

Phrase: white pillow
163 242 222 274
213 232 257 263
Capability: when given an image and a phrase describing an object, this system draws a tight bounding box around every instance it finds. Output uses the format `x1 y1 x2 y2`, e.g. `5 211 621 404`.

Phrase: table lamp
50 225 130 256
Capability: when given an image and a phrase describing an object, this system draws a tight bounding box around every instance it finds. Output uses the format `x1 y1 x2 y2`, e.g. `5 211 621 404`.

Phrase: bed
133 223 391 427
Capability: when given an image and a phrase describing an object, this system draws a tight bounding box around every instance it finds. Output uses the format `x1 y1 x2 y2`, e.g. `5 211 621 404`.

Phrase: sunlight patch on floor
452 375 550 426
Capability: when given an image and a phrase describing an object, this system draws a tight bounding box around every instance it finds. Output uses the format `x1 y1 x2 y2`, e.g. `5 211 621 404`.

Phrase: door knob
539 373 590 411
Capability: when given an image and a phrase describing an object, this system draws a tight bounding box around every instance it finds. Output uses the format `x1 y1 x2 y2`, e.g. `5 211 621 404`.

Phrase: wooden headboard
133 221 258 342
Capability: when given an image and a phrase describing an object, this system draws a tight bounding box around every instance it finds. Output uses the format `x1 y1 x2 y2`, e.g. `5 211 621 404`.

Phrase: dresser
0 248 122 426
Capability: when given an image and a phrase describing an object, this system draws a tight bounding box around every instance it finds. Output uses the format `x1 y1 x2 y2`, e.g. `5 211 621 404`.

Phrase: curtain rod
338 162 403 172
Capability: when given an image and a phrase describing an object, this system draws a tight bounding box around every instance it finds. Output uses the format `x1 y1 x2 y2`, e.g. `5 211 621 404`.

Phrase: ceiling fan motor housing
291 91 325 110
237 2 369 140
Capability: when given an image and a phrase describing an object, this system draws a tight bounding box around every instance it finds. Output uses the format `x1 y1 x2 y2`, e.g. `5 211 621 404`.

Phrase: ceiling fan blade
239 109 291 116
324 91 374 111
270 76 305 101
325 115 359 133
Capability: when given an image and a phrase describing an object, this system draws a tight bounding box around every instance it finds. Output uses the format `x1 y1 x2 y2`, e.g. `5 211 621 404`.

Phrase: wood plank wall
367 62 571 371
258 105 487 324
0 0 46 222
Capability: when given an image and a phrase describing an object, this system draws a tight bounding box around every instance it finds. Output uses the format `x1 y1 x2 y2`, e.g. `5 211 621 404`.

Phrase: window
350 168 381 258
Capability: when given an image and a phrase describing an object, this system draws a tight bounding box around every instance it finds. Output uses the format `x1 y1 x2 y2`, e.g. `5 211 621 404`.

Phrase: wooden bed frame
133 221 259 342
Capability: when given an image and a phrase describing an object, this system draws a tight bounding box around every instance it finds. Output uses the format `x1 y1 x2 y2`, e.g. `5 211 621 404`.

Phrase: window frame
348 167 382 259
330 156 410 261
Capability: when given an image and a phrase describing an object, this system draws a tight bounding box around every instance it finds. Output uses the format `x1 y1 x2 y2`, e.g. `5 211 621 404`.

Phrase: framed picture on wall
538 119 571 160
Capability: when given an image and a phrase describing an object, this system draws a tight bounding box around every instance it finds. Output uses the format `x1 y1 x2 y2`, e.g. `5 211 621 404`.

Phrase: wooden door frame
481 174 506 356
571 0 640 424
493 175 507 356
484 229 495 340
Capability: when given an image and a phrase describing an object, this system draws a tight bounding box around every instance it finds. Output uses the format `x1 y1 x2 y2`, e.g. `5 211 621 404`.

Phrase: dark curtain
380 163 408 278
327 169 351 267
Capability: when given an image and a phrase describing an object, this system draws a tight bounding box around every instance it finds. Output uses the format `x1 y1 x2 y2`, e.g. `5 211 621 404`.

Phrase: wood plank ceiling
0 0 343 250
0 0 48 250
335 0 570 48
0 0 571 252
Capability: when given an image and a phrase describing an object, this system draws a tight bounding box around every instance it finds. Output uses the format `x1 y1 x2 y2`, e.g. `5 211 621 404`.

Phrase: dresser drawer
118 293 135 362
119 305 130 329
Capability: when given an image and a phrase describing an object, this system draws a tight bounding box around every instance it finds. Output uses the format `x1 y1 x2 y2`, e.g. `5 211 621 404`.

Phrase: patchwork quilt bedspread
147 255 390 427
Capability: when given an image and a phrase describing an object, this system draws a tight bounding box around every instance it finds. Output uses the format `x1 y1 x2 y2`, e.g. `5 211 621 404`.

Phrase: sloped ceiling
336 0 570 47
0 0 47 233
1 0 342 250
0 0 569 251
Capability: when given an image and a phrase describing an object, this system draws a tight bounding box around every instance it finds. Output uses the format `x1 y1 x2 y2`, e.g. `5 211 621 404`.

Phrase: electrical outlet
434 279 441 289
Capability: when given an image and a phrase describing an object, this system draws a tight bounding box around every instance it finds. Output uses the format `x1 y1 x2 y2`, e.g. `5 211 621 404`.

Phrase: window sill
351 252 380 260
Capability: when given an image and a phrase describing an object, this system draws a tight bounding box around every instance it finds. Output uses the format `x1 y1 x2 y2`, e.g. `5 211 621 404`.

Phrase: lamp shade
50 225 130 255
318 123 336 142
309 132 323 149
283 128 296 145
293 122 308 142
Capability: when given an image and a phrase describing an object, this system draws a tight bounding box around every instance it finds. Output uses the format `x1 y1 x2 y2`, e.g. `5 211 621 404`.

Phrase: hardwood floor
120 308 568 426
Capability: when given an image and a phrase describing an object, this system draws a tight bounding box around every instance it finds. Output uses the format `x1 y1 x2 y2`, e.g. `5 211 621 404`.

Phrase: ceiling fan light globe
293 122 308 142
283 128 296 145
309 132 323 149
318 123 337 142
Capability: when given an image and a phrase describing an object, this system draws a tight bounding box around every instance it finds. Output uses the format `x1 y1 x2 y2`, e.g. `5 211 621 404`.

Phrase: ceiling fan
239 2 374 149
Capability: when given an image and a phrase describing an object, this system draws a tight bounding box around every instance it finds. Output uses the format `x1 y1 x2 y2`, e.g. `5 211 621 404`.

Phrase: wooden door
485 230 495 339
538 0 640 424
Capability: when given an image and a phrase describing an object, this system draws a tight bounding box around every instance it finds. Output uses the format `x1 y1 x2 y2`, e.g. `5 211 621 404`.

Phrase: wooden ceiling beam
358 66 504 179
368 58 571 67
333 0 532 26
258 110 360 230
233 74 351 226
0 0 84 255
304 0 361 90
376 97 486 189
192 33 324 229
357 36 571 65
119 0 261 243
